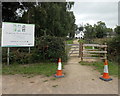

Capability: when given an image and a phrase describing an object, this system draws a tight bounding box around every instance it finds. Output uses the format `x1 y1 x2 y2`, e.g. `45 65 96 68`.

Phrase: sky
70 1 118 29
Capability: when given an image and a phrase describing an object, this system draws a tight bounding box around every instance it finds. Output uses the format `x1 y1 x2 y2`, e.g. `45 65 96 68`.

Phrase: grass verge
66 39 73 44
2 63 58 77
78 39 85 43
80 61 119 78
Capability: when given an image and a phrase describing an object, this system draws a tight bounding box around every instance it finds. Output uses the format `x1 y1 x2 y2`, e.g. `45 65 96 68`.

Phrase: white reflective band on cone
58 62 62 70
104 65 108 73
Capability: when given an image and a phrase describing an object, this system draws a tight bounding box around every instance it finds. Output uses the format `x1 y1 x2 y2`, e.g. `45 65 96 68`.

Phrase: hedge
2 36 67 65
107 36 120 64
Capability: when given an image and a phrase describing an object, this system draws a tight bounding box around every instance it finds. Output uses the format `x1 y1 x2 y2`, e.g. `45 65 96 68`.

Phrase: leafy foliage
107 26 120 64
2 36 67 64
2 2 75 65
114 26 120 35
2 2 36 22
2 2 76 38
84 21 109 40
84 23 96 40
34 36 67 62
2 2 20 22
95 21 107 38
107 35 120 64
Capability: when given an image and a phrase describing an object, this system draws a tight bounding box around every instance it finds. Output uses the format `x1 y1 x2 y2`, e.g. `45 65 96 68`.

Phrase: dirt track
2 39 118 94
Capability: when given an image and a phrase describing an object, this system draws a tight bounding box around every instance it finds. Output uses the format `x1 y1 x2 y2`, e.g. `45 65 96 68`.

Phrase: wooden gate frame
79 42 107 61
67 44 79 56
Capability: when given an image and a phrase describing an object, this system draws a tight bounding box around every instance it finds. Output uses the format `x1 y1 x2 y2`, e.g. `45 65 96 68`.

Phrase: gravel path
2 39 118 94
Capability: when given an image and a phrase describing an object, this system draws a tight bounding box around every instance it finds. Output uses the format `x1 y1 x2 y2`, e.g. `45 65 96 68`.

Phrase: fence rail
83 51 107 53
83 44 107 47
79 43 107 61
82 57 105 59
66 42 107 61
67 44 79 46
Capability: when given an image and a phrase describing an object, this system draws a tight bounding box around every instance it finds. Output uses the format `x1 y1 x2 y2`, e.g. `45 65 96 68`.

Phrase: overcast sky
71 2 118 29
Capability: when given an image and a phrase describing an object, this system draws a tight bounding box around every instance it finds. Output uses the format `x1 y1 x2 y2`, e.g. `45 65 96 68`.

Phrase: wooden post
29 47 31 53
7 47 10 65
64 41 67 56
79 42 81 58
28 10 31 53
81 43 83 61
79 42 83 61
104 42 107 60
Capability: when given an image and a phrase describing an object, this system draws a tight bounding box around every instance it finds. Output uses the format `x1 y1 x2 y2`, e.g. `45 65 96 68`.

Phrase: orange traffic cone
54 58 64 78
99 59 112 81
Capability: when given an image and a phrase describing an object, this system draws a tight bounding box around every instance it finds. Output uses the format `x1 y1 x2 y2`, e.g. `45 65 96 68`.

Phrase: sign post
29 47 31 53
1 22 35 47
1 22 35 65
7 47 10 66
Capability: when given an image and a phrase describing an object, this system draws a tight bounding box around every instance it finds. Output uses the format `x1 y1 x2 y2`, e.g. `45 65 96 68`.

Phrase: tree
107 26 120 63
94 21 107 38
2 2 36 22
20 2 76 38
2 2 76 38
106 28 113 37
84 23 96 40
108 35 120 64
78 26 84 31
2 2 20 22
114 26 120 35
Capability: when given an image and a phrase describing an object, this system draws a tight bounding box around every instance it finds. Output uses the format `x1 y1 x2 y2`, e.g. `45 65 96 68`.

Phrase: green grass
66 39 73 44
78 39 85 43
2 63 58 77
84 46 99 50
80 61 119 78
52 85 58 87
92 38 113 44
85 46 92 49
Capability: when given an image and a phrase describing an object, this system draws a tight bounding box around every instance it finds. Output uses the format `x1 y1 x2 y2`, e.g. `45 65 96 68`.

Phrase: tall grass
3 63 58 77
80 61 119 78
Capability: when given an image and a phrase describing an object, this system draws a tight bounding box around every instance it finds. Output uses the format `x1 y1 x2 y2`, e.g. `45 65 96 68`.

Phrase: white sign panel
1 22 35 47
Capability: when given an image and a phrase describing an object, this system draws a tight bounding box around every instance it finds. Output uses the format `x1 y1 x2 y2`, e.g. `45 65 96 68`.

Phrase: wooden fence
79 43 107 61
67 44 79 56
66 42 107 61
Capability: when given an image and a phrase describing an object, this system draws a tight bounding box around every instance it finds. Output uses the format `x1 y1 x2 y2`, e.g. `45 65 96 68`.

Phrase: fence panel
66 42 107 60
80 43 107 61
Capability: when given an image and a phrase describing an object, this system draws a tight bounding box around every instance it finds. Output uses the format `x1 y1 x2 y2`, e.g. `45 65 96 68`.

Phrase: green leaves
84 21 110 40
108 35 120 64
3 2 76 38
114 26 120 35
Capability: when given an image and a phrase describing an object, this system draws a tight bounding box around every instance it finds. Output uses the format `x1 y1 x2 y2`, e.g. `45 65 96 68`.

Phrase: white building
75 30 84 39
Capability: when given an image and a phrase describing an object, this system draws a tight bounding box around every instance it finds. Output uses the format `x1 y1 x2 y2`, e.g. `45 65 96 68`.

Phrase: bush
34 36 67 62
2 36 67 65
107 36 120 64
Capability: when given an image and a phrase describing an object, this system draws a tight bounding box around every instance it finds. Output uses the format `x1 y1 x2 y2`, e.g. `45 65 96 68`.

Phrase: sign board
1 22 35 47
